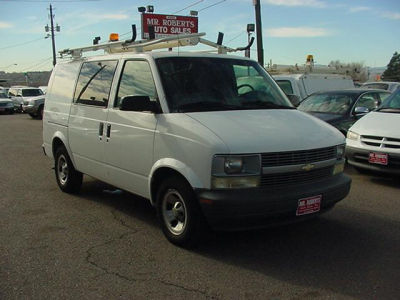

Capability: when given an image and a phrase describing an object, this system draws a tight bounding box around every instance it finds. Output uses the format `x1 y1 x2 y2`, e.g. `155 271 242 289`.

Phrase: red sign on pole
141 13 198 39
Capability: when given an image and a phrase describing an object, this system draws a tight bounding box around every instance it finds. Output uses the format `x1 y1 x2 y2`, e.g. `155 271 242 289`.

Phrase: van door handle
99 122 104 140
106 124 111 140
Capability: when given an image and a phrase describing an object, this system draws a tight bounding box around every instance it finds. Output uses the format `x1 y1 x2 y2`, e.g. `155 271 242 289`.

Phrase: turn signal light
109 33 119 42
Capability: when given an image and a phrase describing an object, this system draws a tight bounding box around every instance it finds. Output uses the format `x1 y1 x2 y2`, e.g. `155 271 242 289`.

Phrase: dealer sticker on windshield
368 152 388 165
296 195 322 216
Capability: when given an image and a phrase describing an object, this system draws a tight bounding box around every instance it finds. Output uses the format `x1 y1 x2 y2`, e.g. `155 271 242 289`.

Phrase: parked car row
346 88 400 175
297 88 391 135
0 86 46 119
273 73 355 105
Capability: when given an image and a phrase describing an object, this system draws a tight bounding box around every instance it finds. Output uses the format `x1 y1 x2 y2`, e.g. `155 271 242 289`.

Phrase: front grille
361 135 400 149
261 166 333 187
353 152 400 168
261 146 336 167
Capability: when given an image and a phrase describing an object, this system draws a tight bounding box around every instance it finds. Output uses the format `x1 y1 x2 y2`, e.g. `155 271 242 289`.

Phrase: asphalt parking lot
1 114 399 299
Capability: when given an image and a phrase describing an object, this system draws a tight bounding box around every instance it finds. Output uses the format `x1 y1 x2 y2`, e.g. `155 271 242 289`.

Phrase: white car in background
8 86 44 112
346 88 400 175
362 81 400 93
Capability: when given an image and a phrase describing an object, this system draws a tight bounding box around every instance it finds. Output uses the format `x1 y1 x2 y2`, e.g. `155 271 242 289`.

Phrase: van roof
58 51 253 64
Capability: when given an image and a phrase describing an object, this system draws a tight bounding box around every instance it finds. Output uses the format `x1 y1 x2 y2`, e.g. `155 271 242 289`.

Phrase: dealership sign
141 13 198 39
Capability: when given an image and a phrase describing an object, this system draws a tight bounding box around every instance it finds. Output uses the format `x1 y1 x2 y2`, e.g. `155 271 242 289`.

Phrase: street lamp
246 24 255 58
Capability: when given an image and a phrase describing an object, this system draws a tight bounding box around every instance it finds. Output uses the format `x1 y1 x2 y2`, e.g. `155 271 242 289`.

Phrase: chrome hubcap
162 189 187 235
57 154 68 185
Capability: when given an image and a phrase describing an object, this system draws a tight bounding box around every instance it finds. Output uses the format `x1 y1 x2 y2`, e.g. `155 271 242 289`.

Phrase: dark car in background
298 89 391 135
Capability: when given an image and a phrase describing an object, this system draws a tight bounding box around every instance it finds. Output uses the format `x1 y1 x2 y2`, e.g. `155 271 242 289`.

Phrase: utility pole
253 0 264 66
45 4 60 66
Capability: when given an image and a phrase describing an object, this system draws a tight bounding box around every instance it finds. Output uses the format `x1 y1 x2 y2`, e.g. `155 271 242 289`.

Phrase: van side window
74 60 118 107
115 60 157 108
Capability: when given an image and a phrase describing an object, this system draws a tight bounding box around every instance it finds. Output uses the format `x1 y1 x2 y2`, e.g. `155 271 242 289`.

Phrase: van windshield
155 57 293 113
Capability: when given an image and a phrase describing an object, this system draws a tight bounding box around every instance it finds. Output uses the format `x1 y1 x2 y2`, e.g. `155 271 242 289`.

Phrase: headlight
336 144 345 160
212 155 261 189
347 130 359 141
224 157 243 174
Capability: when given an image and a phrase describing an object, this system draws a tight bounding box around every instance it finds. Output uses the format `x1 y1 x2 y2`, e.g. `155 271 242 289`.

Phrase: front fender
148 158 205 203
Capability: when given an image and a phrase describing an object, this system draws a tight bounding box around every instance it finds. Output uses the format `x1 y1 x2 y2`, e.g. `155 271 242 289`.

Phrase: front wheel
156 177 207 247
38 105 44 120
54 146 83 193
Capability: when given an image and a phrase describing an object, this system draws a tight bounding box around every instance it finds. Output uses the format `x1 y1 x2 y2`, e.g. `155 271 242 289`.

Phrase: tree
382 52 400 82
328 60 368 82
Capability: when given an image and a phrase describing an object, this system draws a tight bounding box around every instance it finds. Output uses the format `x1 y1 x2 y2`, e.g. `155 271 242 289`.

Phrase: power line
226 31 245 45
0 37 47 51
115 1 227 40
172 0 204 15
198 0 227 12
0 0 100 2
25 57 53 71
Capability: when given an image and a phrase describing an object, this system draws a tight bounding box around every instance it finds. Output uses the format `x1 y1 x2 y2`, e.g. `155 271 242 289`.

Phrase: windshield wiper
242 100 295 110
175 101 241 112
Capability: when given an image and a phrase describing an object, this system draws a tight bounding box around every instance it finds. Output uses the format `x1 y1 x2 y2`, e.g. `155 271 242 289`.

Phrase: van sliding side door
68 60 118 181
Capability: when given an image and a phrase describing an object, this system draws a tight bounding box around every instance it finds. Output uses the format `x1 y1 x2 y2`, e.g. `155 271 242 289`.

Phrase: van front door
103 60 159 198
68 60 118 181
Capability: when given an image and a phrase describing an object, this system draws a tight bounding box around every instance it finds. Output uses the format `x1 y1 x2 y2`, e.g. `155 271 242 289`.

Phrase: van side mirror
120 95 160 113
354 106 369 115
286 94 300 107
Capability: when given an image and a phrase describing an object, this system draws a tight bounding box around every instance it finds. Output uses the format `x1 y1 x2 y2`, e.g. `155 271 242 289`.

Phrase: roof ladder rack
59 28 254 58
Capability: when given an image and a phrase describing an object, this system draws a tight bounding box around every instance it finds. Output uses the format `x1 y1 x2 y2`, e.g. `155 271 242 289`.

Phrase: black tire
29 113 36 118
54 146 83 193
38 105 44 120
156 176 207 247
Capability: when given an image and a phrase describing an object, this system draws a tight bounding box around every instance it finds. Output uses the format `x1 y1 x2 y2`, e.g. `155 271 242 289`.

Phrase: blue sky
0 0 399 72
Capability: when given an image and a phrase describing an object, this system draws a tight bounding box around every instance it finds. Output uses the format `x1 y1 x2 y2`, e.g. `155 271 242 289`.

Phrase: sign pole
254 0 264 66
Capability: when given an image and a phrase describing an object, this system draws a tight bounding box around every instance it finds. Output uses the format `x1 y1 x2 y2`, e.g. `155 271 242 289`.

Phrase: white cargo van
274 73 355 105
42 33 351 246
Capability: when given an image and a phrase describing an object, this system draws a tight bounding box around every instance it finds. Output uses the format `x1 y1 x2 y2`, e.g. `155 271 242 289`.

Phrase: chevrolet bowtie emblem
302 164 315 171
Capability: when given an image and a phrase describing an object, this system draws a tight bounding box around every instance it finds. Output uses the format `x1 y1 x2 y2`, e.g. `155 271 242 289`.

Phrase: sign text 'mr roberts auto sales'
141 13 199 39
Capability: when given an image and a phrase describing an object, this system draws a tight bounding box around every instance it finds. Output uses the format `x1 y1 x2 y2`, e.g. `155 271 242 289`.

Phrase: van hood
350 111 400 138
187 109 344 153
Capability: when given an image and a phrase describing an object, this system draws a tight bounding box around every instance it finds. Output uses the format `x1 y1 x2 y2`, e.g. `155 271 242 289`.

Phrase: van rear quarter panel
43 60 82 159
